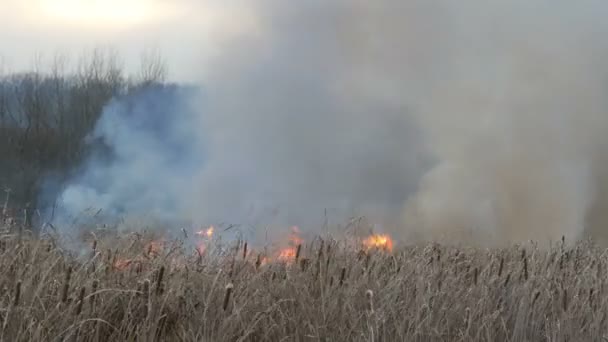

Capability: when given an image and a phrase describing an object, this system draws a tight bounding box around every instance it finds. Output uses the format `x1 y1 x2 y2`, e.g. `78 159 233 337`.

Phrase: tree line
0 48 168 228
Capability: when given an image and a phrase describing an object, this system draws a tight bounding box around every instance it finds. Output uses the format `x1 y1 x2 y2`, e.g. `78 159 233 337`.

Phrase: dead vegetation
0 222 604 342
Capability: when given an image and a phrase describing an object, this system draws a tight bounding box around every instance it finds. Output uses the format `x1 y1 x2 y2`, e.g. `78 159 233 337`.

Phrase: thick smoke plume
51 1 608 245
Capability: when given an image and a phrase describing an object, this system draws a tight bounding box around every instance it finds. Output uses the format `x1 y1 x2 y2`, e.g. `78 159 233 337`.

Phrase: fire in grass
362 234 393 252
195 225 215 255
276 226 303 264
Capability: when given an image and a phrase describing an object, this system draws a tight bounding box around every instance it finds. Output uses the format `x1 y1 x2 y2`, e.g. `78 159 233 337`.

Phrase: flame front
363 234 393 252
276 226 302 263
277 247 297 261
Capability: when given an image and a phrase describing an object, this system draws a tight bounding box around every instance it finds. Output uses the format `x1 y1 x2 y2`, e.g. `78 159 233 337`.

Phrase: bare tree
137 47 168 86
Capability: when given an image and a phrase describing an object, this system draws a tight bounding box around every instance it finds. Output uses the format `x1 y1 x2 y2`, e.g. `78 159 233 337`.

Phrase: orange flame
363 234 393 252
277 247 298 262
275 226 302 263
195 226 214 255
196 226 214 238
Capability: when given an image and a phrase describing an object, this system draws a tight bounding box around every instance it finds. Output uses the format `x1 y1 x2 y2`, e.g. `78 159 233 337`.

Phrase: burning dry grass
0 224 605 341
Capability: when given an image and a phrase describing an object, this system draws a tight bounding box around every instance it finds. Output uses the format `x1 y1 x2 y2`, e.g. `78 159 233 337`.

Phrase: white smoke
52 1 608 245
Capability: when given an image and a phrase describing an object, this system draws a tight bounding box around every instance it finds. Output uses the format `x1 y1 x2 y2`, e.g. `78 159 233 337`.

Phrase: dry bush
0 222 604 342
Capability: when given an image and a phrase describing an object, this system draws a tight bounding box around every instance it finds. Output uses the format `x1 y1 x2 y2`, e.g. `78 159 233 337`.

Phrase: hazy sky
0 0 256 82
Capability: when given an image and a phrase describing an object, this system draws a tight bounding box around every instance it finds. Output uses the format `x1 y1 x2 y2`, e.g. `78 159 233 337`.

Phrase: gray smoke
52 1 608 245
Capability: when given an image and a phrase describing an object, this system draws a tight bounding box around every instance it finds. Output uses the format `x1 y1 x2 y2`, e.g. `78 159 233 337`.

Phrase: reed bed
0 225 605 341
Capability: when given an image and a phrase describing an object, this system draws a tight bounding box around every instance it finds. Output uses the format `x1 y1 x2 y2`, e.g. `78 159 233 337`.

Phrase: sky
0 0 256 82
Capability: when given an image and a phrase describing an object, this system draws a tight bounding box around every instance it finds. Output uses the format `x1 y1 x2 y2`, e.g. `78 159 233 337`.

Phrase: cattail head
473 267 478 286
74 286 86 315
155 266 165 296
61 266 72 303
366 289 374 313
339 267 346 286
13 280 21 307
223 283 234 311
255 254 262 270
295 244 302 263
498 257 504 277
143 279 150 299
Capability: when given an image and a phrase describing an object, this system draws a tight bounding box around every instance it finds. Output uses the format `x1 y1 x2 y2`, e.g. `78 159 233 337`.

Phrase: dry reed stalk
89 279 98 314
300 258 310 272
326 243 332 269
318 239 324 261
503 273 511 288
143 279 150 301
2 279 20 339
314 240 324 280
532 291 540 307
522 255 529 282
223 283 234 311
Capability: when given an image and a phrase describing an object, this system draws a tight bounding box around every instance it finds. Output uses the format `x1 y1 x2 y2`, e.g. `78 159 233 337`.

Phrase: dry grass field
0 221 604 342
